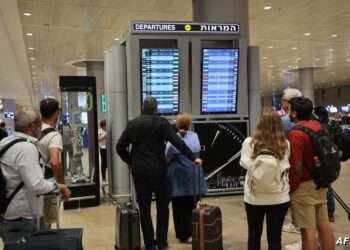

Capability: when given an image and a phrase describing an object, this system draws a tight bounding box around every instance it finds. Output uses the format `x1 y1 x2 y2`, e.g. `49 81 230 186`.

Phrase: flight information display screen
141 48 180 115
201 48 239 114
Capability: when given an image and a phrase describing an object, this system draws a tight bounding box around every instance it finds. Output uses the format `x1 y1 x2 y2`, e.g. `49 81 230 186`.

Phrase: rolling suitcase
330 187 350 221
115 173 141 250
192 167 223 250
4 192 83 250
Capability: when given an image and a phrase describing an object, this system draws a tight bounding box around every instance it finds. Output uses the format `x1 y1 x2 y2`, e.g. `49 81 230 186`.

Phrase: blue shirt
282 115 295 136
165 131 207 197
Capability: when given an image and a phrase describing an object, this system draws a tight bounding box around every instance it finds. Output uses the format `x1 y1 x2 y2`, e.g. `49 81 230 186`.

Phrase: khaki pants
43 194 59 226
291 180 328 229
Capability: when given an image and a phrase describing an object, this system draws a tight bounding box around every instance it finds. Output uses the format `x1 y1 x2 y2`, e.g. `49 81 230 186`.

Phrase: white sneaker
284 240 302 250
282 222 301 234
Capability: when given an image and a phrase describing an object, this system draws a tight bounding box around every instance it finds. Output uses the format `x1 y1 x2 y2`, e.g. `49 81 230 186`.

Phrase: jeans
133 170 170 249
100 148 107 181
0 218 37 244
327 188 335 216
245 202 290 250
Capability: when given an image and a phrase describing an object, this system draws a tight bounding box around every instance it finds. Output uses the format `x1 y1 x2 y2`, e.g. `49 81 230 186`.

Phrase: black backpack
293 125 341 189
0 138 27 215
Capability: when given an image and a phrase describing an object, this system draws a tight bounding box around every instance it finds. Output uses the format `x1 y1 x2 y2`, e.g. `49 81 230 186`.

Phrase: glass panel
61 91 95 185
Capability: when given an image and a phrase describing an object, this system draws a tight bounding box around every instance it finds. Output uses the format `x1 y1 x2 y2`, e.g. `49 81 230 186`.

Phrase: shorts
291 180 328 229
43 195 58 225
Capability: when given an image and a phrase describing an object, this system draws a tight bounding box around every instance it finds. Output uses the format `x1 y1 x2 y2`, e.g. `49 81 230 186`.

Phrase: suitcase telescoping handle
330 187 350 221
129 168 138 208
193 163 203 208
36 191 61 231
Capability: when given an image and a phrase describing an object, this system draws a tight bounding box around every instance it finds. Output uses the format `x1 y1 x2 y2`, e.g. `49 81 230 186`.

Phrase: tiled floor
1 161 350 249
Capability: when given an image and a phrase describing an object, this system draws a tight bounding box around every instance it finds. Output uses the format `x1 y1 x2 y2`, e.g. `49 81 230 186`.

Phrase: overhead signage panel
130 22 240 34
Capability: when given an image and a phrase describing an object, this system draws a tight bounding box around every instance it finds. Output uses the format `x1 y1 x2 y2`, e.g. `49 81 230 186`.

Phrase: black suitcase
4 228 83 250
115 202 141 250
115 173 141 250
330 187 350 220
191 167 223 250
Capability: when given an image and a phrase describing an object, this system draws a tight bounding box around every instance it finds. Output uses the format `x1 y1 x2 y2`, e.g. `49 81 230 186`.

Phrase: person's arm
288 131 304 192
116 123 132 165
239 138 254 170
17 143 57 194
163 121 197 162
48 133 64 183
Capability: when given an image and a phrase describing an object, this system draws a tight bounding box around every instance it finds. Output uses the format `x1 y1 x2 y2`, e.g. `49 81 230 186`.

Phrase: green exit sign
101 94 107 113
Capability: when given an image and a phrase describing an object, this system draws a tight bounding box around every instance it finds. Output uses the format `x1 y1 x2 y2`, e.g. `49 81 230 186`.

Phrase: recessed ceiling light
329 48 334 52
268 46 274 49
264 6 272 10
26 33 33 36
346 59 350 62
291 47 298 50
28 47 34 50
262 56 267 60
296 58 301 61
315 58 321 61
331 34 338 38
304 32 311 36
29 57 35 60
269 64 274 68
23 12 32 16
114 38 120 41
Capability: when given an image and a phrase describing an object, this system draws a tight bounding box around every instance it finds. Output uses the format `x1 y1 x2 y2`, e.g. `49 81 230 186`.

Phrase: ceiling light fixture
315 58 321 61
269 64 274 68
264 6 272 10
268 46 274 49
304 32 311 36
29 57 35 60
331 72 335 75
346 59 350 62
28 47 34 50
329 48 334 52
114 38 120 41
331 34 338 38
262 56 267 60
26 33 33 36
23 12 32 16
31 65 36 68
291 47 298 50
296 58 301 61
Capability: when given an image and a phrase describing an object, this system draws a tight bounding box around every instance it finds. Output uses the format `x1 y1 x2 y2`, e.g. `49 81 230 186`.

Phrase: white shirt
240 137 290 205
0 133 56 219
37 123 63 165
98 128 106 149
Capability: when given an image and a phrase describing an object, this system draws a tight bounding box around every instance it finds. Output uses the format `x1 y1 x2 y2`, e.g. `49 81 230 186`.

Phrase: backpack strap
293 125 319 141
38 127 56 142
0 138 27 215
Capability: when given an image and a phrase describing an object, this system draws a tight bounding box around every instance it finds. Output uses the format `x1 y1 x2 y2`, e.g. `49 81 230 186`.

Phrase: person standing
37 98 64 227
61 119 73 176
165 112 207 244
240 108 290 250
0 106 70 244
288 97 335 250
98 119 107 183
0 121 8 141
116 97 202 250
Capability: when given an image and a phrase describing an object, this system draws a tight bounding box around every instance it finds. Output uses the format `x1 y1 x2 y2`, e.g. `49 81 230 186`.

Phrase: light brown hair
176 112 192 136
251 108 287 160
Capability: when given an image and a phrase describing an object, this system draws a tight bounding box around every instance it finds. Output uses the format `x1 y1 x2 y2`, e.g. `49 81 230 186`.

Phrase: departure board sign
141 48 180 115
201 48 239 114
131 22 239 34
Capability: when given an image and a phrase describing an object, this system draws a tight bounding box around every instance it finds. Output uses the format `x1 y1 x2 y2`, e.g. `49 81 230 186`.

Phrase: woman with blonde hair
240 108 290 250
166 112 207 244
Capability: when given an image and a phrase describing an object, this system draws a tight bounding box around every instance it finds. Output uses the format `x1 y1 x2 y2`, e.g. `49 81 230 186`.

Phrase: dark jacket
116 114 195 175
0 128 8 141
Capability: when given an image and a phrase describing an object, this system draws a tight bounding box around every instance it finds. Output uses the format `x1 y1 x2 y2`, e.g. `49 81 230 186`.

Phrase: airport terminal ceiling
2 0 350 101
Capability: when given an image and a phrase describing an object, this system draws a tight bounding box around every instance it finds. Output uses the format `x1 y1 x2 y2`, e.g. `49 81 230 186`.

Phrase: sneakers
284 240 302 250
282 222 301 234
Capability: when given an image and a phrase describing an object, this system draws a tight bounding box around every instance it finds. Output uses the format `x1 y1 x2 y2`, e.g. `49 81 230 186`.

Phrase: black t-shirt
0 128 8 141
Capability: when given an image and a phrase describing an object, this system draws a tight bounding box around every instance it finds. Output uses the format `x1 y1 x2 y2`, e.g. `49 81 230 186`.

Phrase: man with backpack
288 97 335 250
37 98 64 227
0 106 70 243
